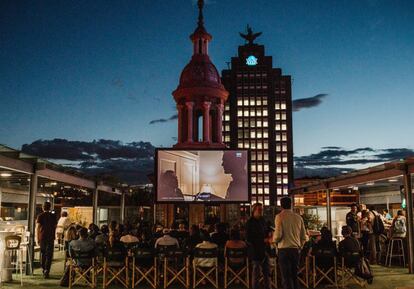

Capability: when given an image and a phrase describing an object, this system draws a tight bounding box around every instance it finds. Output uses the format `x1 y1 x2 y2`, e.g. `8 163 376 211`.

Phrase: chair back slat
225 247 247 259
193 247 218 258
5 235 21 250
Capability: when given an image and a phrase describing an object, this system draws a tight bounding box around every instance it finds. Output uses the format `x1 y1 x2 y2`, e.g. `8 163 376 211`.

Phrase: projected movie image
157 150 249 202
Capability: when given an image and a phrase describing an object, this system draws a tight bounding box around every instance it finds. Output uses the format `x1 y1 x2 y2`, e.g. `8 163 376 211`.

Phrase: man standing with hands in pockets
273 197 307 289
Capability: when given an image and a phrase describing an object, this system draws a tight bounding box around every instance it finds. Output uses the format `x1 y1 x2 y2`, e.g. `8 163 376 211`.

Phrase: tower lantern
173 0 228 148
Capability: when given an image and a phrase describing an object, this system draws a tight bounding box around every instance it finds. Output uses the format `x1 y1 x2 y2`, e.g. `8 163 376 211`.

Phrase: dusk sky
1 0 414 161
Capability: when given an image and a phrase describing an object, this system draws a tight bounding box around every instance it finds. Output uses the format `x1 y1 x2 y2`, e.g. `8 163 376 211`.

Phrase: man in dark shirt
36 201 57 278
346 203 360 238
246 203 271 289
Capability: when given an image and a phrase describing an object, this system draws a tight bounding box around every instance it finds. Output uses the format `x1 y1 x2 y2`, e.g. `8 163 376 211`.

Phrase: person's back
69 227 96 267
274 197 306 289
194 233 218 267
225 229 247 264
392 211 407 238
154 229 179 248
274 210 307 249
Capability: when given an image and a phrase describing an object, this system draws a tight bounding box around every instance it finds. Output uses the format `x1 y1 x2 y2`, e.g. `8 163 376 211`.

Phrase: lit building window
257 120 262 127
264 174 269 182
276 155 281 162
276 133 281 141
263 121 268 127
250 142 256 149
257 110 262 116
263 109 268 116
275 124 281 131
244 99 249 106
257 142 262 149
238 110 243 117
281 123 287 130
250 99 255 106
283 177 289 184
276 166 282 173
281 112 287 120
282 144 287 152
275 103 280 110
264 152 269 160
263 131 268 138
257 132 262 138
277 187 282 194
276 145 281 152
238 120 243 127
282 133 287 141
264 164 269 171
244 142 250 148
258 187 263 194
225 135 230 142
225 115 230 121
264 142 268 149
243 110 249 117
264 199 270 206
250 131 256 138
283 165 288 173
277 176 282 184
251 176 257 183
256 99 262 105
238 142 243 148
264 186 269 194
281 101 286 109
276 113 281 120
282 154 288 162
251 165 256 172
250 109 256 116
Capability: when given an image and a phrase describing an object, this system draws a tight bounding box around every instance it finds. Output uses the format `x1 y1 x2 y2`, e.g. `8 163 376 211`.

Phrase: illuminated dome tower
173 0 228 148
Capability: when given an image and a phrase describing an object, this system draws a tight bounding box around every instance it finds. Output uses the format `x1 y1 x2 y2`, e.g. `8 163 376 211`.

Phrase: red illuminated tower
173 0 228 148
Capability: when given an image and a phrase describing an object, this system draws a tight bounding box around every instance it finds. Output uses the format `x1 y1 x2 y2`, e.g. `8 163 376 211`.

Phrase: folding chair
160 247 189 288
103 245 128 288
312 249 338 288
132 247 157 289
338 252 366 288
298 255 310 288
193 247 219 289
224 247 249 288
69 249 96 288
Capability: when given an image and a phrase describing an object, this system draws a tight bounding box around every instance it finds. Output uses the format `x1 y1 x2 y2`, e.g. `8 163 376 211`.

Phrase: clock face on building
246 55 258 66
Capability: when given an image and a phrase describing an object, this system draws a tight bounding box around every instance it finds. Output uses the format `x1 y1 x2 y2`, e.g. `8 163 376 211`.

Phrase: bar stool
19 231 32 274
385 238 405 267
2 235 23 285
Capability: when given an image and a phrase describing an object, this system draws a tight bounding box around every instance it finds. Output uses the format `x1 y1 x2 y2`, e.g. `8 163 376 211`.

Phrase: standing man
346 203 361 238
273 197 307 289
36 201 57 278
246 203 271 289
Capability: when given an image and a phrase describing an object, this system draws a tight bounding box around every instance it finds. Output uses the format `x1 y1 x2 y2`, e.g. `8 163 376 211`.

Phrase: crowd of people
345 203 407 265
34 199 408 289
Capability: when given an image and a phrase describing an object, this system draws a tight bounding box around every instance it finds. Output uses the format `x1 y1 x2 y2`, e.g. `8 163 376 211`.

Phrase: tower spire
197 0 204 28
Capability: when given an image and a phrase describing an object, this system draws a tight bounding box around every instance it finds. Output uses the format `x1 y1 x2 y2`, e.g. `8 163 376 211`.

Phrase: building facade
222 28 294 206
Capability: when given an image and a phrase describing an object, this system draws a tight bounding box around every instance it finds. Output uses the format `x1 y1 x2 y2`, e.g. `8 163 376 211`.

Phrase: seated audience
309 227 337 256
120 229 139 243
194 232 218 267
154 228 179 248
338 226 361 256
88 223 100 240
211 222 229 248
224 229 247 264
95 225 109 247
69 227 96 267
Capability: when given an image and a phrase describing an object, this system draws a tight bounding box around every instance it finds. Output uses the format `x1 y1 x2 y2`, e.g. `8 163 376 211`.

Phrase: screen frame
155 147 251 204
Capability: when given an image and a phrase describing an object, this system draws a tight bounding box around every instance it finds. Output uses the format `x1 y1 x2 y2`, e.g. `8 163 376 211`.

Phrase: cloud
292 94 327 112
295 146 414 168
149 114 178 124
21 139 156 184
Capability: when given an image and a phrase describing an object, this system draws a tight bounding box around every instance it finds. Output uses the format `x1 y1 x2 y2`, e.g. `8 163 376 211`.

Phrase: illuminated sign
246 55 258 66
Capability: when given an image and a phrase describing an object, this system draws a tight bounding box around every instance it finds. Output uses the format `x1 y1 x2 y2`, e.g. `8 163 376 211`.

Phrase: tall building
222 26 294 206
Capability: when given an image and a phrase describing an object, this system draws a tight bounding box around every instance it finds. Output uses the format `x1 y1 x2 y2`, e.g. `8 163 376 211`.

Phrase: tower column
215 103 224 144
202 101 211 143
177 104 185 143
186 102 194 143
